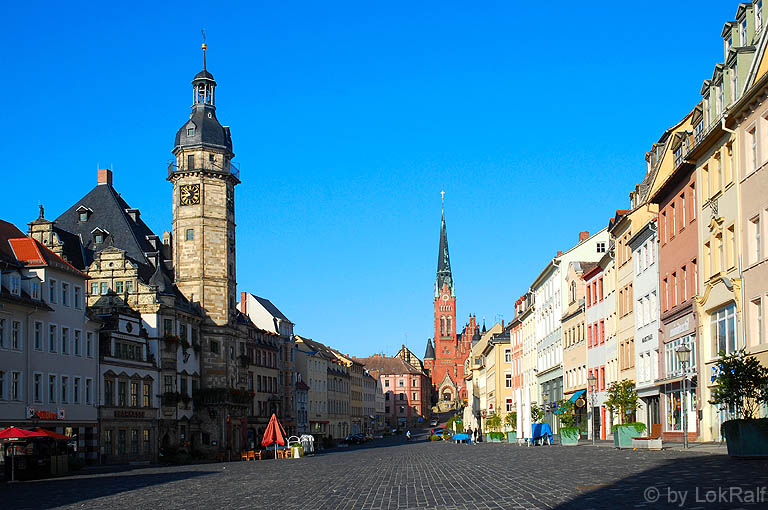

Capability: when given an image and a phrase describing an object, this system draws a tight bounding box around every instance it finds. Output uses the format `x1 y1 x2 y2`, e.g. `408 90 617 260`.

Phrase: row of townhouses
463 0 768 443
0 51 432 464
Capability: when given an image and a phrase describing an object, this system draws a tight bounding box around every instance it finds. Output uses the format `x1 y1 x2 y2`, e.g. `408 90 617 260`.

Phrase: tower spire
201 29 207 70
436 192 453 295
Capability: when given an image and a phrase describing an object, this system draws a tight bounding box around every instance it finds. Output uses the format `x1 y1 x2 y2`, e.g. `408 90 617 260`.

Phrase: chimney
579 231 590 242
557 250 563 256
501 319 505 330
240 292 247 314
98 169 113 186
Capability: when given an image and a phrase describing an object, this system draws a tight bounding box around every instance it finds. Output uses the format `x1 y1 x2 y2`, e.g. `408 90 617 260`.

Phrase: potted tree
505 412 517 442
556 400 580 446
485 413 504 442
709 350 768 457
605 379 645 448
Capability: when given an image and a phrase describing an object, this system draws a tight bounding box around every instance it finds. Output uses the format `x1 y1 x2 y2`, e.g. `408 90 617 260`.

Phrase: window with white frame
750 215 762 264
34 321 42 350
34 373 42 403
741 19 748 45
731 66 738 102
61 282 69 306
505 373 512 388
11 371 21 400
48 374 56 403
712 304 738 355
9 274 20 296
61 375 68 403
74 330 81 356
61 327 69 355
504 349 511 363
666 334 696 378
31 281 40 300
750 297 763 346
0 370 4 400
49 279 57 303
49 325 57 352
11 321 20 350
758 1 764 30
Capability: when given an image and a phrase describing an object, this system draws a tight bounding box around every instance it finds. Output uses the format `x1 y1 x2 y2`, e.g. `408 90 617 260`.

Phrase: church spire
436 191 453 295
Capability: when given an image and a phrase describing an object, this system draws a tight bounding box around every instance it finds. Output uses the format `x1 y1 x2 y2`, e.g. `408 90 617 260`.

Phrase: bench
632 424 662 450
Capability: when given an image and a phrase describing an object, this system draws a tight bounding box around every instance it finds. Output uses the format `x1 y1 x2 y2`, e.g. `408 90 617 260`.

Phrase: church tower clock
169 43 238 325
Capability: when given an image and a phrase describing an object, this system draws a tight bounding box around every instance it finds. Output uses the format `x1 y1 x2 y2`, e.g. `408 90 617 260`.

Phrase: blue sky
3 1 737 356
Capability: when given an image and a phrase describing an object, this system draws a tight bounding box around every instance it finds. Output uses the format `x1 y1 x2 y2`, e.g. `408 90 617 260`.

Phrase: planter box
485 433 505 442
723 419 768 458
613 425 645 449
631 438 662 450
559 428 580 446
506 431 517 442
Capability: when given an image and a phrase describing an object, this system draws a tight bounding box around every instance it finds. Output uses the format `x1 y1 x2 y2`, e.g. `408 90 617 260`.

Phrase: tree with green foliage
556 399 576 428
531 405 544 424
604 379 639 424
709 349 768 420
504 411 517 430
485 412 502 432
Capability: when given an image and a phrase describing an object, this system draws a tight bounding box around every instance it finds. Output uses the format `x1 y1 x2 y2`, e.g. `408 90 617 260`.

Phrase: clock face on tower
442 294 449 301
179 184 200 206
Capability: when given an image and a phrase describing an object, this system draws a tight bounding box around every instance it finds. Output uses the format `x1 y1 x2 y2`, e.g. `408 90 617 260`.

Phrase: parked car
430 419 439 427
345 433 367 444
431 428 444 436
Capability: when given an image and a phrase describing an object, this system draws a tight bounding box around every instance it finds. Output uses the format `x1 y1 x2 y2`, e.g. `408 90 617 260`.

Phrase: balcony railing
167 160 240 180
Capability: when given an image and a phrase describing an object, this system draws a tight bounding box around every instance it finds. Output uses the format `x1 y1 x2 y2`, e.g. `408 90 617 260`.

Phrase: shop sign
670 317 690 337
114 409 146 419
26 407 65 420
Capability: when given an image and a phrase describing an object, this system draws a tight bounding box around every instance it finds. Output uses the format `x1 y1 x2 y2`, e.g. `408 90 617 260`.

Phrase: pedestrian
465 426 473 445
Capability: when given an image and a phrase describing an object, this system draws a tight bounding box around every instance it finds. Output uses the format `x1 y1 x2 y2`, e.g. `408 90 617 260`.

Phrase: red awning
0 427 46 441
33 428 70 440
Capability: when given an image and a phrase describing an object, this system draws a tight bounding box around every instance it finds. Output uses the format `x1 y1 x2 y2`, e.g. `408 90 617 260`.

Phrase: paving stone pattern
3 435 768 509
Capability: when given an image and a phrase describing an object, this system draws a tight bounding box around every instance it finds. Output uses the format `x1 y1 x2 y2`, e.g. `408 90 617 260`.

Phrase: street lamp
542 391 550 426
675 344 691 449
587 373 597 446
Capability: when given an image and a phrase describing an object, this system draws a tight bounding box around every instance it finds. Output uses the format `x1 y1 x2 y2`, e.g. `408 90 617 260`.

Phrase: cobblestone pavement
3 433 768 510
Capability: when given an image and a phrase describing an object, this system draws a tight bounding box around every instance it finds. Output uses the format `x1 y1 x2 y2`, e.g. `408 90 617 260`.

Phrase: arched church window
440 317 446 334
447 316 452 333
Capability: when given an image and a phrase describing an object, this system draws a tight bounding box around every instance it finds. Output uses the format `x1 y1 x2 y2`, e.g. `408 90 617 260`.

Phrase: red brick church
423 199 482 406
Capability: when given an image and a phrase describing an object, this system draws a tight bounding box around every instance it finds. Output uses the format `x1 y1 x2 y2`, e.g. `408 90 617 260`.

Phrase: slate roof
424 337 435 360
0 220 26 266
174 104 233 154
53 183 170 284
354 356 426 376
194 69 215 82
436 209 453 293
252 295 292 323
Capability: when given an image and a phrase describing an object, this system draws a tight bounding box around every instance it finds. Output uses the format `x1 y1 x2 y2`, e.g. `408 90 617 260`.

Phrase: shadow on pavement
554 452 768 509
1 469 216 510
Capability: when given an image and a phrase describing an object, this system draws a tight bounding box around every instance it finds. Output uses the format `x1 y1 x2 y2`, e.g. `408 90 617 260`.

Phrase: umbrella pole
10 445 15 482
275 444 277 460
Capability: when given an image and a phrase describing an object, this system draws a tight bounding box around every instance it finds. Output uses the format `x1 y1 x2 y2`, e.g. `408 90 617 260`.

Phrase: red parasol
0 427 46 440
33 428 70 440
261 414 286 459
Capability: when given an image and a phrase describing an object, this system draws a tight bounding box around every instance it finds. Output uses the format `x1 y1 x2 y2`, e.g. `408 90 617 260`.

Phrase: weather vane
201 28 207 69
441 190 445 202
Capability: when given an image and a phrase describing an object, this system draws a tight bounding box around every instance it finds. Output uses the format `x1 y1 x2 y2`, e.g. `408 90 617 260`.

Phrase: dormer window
9 274 20 296
91 227 109 245
731 66 739 101
76 205 93 223
126 209 140 222
187 127 195 136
